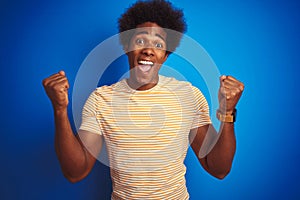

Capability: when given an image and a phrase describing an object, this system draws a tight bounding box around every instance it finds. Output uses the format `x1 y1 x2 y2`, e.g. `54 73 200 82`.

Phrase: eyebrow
135 31 166 42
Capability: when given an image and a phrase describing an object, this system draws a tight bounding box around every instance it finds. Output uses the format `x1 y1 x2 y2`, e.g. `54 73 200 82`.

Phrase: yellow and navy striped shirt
80 75 211 200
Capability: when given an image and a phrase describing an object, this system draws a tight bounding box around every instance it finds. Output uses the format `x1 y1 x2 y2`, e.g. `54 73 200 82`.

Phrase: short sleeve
190 86 212 129
79 90 102 135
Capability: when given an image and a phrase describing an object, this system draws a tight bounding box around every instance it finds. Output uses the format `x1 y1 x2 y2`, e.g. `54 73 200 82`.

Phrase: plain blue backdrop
1 0 299 199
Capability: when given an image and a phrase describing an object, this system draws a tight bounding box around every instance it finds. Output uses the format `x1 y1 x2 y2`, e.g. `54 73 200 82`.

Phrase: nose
142 47 154 57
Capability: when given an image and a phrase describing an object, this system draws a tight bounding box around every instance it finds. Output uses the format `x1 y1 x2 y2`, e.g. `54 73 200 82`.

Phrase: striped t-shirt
80 75 211 200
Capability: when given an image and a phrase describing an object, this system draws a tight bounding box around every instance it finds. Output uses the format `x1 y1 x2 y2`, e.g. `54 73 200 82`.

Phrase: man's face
125 22 168 90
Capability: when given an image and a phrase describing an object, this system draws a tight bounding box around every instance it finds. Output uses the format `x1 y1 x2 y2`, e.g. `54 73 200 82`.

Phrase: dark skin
42 22 244 182
42 71 101 182
125 22 168 90
190 75 244 179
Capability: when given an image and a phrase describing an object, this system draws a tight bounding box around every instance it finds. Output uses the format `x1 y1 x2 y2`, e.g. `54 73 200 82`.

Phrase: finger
59 70 65 76
223 88 232 100
226 75 238 81
47 81 69 94
229 88 240 97
223 76 240 86
52 81 69 93
224 86 241 95
48 71 66 79
225 80 244 92
225 76 244 91
238 82 245 91
54 77 69 89
219 75 226 86
47 75 67 85
43 71 66 86
43 74 60 86
223 79 244 91
220 87 236 100
219 86 227 97
223 79 240 90
52 79 69 91
47 76 68 87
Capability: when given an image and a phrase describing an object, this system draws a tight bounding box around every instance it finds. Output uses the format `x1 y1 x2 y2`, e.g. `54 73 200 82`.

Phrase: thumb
220 75 226 86
59 70 65 76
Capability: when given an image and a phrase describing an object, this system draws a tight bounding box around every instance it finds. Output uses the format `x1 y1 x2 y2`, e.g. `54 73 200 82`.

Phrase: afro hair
118 0 187 54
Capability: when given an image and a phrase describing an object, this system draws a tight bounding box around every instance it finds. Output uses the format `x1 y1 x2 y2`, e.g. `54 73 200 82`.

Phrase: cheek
157 52 167 62
127 51 137 62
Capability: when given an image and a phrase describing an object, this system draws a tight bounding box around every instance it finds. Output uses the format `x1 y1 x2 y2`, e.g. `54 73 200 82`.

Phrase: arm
43 71 102 183
189 75 244 179
190 123 235 179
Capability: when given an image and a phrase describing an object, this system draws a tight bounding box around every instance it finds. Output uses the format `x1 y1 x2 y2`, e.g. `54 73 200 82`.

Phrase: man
43 0 244 199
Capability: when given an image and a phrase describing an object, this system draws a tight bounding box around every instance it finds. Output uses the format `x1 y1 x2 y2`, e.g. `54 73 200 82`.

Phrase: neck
127 76 159 91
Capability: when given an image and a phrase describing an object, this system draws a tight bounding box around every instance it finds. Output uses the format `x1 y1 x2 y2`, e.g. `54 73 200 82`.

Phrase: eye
155 42 163 49
135 38 144 46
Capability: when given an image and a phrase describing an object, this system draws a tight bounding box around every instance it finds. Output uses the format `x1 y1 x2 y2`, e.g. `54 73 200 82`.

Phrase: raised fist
218 75 244 113
42 71 69 111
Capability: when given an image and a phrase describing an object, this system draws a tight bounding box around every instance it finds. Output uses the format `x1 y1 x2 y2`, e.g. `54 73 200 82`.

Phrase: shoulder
159 75 205 95
159 76 207 101
84 81 121 105
159 75 192 90
93 79 125 96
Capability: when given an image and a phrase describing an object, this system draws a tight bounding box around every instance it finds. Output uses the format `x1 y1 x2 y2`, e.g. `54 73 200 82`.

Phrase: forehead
133 22 167 40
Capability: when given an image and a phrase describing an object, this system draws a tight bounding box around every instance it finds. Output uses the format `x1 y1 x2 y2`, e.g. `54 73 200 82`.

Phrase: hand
42 71 69 111
218 75 244 113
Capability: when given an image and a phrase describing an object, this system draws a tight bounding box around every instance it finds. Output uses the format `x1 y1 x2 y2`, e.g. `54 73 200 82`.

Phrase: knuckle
240 83 245 90
53 84 61 91
42 78 49 86
48 81 56 88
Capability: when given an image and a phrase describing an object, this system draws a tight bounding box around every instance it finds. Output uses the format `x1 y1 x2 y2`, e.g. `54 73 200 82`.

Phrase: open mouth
137 60 154 72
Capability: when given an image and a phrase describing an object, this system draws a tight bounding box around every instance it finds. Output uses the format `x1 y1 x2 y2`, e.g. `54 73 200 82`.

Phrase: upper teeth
138 60 154 65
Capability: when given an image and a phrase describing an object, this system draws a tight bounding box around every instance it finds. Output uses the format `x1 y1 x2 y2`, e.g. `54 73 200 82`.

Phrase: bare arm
43 71 102 183
190 75 244 179
190 123 235 179
54 109 102 182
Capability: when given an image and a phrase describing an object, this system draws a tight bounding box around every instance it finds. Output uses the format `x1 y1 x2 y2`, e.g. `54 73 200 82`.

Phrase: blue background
1 0 299 199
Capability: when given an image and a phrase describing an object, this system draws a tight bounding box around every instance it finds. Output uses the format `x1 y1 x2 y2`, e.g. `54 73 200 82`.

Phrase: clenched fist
218 75 244 113
42 71 69 111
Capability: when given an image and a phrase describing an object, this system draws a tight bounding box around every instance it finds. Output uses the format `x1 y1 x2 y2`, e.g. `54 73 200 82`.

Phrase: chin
130 73 156 90
135 76 152 86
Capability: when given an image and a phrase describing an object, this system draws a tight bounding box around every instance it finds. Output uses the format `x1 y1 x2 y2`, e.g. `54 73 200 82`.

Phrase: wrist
53 107 68 116
218 108 236 115
216 108 237 123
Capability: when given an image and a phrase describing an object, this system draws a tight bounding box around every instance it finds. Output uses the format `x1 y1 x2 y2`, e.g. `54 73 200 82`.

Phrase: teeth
138 60 154 65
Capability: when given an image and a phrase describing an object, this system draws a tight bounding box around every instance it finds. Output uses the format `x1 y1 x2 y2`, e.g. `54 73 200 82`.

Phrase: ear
123 44 129 55
162 52 169 62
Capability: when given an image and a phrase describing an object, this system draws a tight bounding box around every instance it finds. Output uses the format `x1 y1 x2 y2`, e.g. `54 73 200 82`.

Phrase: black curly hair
118 0 187 54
